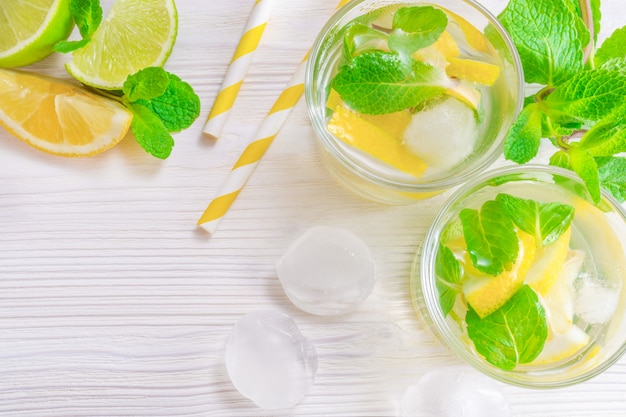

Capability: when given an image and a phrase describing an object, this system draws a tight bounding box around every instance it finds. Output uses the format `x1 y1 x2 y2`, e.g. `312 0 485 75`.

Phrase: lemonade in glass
413 165 626 387
305 0 523 203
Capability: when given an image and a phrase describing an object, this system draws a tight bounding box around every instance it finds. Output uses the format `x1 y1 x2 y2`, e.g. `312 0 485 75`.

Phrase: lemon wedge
525 227 572 296
326 105 427 177
530 325 590 366
445 58 501 86
463 231 536 318
412 30 460 67
445 10 491 53
0 68 132 157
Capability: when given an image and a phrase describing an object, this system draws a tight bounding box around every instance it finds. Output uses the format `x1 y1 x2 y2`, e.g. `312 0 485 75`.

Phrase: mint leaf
72 0 102 37
550 150 571 170
596 156 626 202
544 69 626 122
495 193 574 247
459 200 518 276
134 72 200 132
388 6 447 56
54 0 103 53
595 26 626 67
129 103 175 159
498 0 583 86
332 51 446 114
504 103 542 163
569 146 601 203
590 0 602 44
561 0 591 49
123 67 170 102
579 104 626 156
466 285 548 370
435 243 463 316
343 23 388 58
54 38 90 53
600 57 626 73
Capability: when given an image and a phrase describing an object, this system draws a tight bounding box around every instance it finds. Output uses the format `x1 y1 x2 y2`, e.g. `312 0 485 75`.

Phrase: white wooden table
1 0 625 415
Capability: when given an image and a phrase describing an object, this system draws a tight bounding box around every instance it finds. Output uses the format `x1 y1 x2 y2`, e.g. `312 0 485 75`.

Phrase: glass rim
418 163 626 388
304 0 526 193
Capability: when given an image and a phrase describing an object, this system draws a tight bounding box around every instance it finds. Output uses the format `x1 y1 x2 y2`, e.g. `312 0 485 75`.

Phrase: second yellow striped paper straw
203 0 276 140
197 0 351 234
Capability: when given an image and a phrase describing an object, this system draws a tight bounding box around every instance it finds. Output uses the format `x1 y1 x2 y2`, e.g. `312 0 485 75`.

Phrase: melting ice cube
401 367 511 417
224 310 318 410
402 97 478 176
276 226 377 315
573 265 622 325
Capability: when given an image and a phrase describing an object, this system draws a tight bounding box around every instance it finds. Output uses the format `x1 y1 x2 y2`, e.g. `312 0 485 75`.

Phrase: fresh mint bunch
499 0 626 203
53 0 201 159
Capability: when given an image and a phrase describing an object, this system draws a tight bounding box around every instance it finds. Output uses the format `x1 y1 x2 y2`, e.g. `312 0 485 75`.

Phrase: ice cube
401 367 511 417
402 97 478 175
224 310 318 410
573 271 621 324
276 226 377 315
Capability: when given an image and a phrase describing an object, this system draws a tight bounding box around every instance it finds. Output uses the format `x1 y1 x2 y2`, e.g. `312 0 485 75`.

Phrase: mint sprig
123 67 201 159
54 0 103 53
500 0 626 203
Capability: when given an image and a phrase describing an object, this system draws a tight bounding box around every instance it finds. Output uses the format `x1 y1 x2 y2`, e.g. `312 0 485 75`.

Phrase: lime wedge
65 0 178 90
0 0 74 67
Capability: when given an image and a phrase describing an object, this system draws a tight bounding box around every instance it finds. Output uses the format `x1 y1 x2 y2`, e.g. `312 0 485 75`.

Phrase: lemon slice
530 325 590 366
525 227 572 296
445 10 491 53
463 231 536 318
0 0 74 68
412 30 460 68
326 105 427 177
445 58 501 86
541 250 585 335
66 0 178 90
0 68 133 157
445 82 481 111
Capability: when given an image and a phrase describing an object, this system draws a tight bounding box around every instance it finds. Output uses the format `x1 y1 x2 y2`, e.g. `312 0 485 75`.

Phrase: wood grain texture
1 0 625 415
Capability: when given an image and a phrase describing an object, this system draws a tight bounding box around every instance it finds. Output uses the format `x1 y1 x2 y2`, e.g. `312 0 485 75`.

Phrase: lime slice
0 0 74 68
65 0 178 90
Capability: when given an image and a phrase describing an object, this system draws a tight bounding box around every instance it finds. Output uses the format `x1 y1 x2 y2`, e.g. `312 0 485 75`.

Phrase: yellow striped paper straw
203 0 276 140
198 0 351 234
